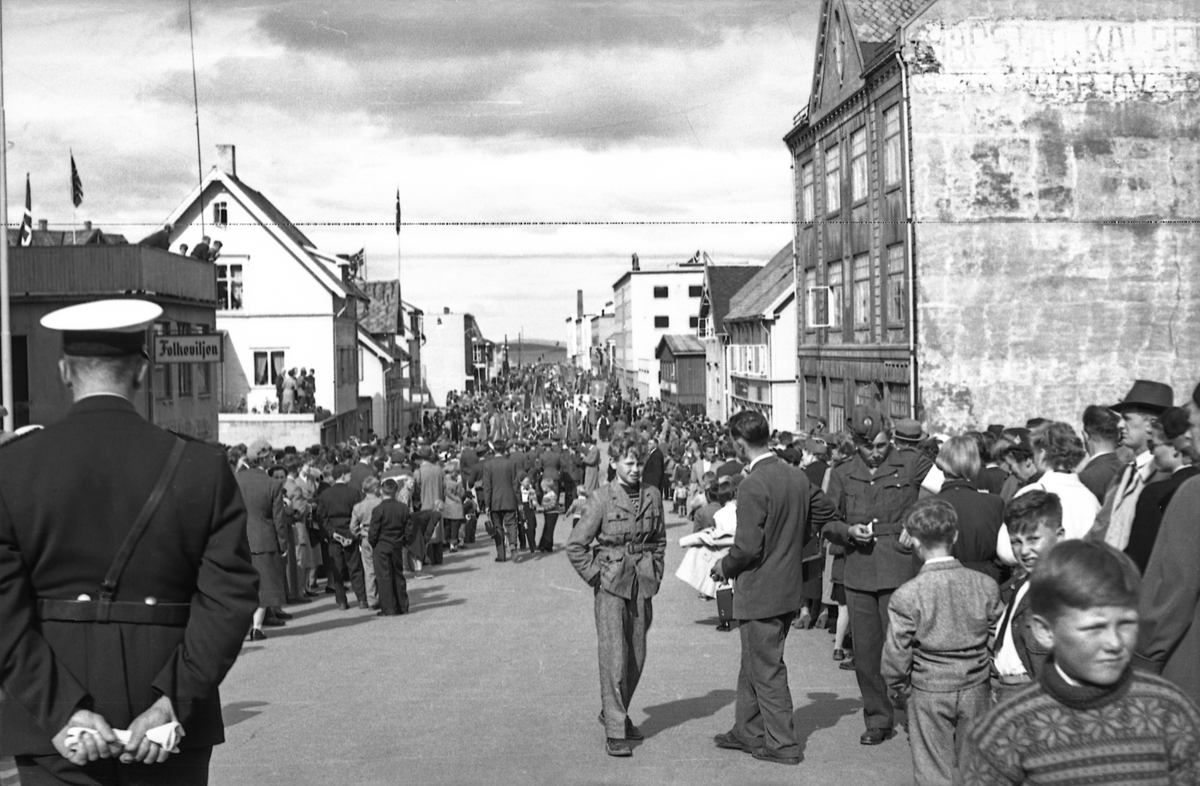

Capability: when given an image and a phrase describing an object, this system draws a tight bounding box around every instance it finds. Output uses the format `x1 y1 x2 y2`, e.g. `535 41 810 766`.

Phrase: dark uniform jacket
937 479 1005 581
480 454 521 512
368 498 412 550
0 396 257 755
235 466 288 554
721 455 840 620
566 480 666 600
824 446 933 592
318 482 362 539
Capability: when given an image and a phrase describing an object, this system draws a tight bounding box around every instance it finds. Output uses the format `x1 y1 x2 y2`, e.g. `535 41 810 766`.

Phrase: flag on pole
18 174 32 246
70 151 84 207
394 189 401 235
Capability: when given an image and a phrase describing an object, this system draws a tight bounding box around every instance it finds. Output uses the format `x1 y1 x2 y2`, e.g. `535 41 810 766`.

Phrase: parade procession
3 1 1200 785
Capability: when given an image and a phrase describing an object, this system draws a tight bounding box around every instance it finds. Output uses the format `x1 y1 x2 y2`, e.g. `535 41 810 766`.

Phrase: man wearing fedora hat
1089 380 1173 550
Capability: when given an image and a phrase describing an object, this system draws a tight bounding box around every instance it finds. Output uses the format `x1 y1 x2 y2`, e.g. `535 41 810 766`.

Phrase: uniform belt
626 542 652 554
36 599 191 626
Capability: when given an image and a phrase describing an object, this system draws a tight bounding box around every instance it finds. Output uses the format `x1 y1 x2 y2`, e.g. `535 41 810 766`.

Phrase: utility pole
0 3 14 432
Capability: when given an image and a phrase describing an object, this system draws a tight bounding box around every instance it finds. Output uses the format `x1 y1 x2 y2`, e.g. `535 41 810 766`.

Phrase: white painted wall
613 270 705 399
423 312 469 407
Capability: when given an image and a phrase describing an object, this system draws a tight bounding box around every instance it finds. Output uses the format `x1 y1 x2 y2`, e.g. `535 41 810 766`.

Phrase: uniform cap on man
247 438 272 461
847 406 883 442
40 298 163 357
1111 380 1174 415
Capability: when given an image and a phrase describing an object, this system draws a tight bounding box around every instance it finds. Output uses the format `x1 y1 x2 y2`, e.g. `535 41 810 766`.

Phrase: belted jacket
824 446 933 592
566 479 666 600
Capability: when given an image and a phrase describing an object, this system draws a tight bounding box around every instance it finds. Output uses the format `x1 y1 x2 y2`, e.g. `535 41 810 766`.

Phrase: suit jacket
566 480 666 600
318 482 362 539
937 479 1005 581
348 461 376 495
641 448 666 492
824 446 933 592
415 460 445 511
235 467 288 554
690 458 716 489
720 455 839 620
480 454 521 512
368 498 412 550
1078 451 1123 503
0 396 257 754
1124 466 1200 574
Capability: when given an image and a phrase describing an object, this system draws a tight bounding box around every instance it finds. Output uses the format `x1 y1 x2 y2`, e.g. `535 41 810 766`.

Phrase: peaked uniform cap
41 299 162 357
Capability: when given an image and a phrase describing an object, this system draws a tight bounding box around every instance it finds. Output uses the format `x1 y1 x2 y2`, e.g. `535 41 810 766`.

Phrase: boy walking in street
882 499 1002 786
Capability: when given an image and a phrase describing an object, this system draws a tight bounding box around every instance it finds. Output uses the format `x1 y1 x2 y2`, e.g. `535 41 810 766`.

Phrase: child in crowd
882 498 1002 786
563 489 588 528
991 490 1063 704
519 476 538 552
958 540 1200 784
690 472 721 534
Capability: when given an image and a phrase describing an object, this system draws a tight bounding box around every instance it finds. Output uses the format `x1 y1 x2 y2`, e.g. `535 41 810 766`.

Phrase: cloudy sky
5 1 816 341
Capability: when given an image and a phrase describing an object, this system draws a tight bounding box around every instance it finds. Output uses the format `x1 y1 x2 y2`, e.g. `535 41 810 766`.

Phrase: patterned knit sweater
956 660 1200 785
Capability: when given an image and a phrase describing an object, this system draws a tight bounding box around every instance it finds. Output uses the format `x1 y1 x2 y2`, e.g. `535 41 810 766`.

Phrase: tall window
654 316 669 328
254 351 285 387
884 105 902 186
153 322 171 399
801 162 815 222
824 143 841 214
827 261 844 332
888 382 910 419
653 286 669 298
851 128 868 202
804 267 818 328
213 201 228 226
217 264 243 310
887 244 906 325
196 324 213 395
853 254 870 327
359 347 365 382
830 378 846 433
176 322 193 396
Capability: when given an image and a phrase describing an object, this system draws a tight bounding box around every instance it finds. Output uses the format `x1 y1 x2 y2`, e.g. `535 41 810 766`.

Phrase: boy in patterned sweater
882 498 1003 786
957 540 1200 785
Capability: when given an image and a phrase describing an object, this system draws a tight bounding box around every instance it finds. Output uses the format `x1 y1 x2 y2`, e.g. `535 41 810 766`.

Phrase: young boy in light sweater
958 540 1200 784
882 498 1003 786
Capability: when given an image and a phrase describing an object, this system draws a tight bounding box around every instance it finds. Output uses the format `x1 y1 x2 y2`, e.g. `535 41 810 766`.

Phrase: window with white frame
213 201 228 226
217 264 243 310
853 254 870 327
801 161 815 222
825 143 841 214
827 261 844 331
887 244 906 325
851 128 868 202
884 105 902 187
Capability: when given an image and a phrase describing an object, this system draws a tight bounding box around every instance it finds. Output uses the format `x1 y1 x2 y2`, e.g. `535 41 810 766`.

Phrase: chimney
577 290 583 319
84 220 92 231
216 144 237 177
37 219 47 231
631 253 640 272
444 306 450 314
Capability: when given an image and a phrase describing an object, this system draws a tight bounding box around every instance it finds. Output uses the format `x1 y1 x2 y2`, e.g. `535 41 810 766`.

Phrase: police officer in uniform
0 299 258 785
823 406 932 746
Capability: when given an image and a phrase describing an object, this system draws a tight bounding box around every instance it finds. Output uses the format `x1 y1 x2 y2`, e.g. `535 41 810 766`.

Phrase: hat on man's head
41 299 163 357
417 445 433 459
893 418 927 444
1159 407 1192 441
1111 380 1174 415
247 438 272 461
493 439 508 453
1001 428 1033 457
986 424 1006 437
847 406 883 442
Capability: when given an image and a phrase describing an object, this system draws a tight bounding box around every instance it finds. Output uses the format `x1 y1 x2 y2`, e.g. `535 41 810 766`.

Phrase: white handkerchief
65 721 183 755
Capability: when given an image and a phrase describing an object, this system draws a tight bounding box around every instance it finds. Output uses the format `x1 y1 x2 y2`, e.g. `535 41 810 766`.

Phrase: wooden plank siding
10 246 217 305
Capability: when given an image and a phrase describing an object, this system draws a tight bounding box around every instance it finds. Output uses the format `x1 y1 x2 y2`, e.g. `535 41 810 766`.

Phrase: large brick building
787 0 1200 432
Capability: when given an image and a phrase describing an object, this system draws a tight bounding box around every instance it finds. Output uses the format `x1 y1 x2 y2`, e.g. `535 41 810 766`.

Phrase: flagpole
0 1 13 432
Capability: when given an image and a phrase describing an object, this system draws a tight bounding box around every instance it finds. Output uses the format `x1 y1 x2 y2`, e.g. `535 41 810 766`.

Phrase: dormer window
213 201 228 227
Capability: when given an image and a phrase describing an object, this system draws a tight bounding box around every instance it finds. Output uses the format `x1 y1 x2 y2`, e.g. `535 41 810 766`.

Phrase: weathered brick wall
907 1 1200 431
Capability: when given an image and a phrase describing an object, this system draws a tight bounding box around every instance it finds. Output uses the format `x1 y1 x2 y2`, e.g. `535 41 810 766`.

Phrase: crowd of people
9 293 1199 786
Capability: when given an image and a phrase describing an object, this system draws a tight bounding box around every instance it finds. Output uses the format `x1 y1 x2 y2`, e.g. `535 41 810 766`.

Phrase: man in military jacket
824 407 932 746
0 300 257 785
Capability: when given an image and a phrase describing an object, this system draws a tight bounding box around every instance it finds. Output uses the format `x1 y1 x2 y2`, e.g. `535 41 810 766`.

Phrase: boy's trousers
907 683 991 786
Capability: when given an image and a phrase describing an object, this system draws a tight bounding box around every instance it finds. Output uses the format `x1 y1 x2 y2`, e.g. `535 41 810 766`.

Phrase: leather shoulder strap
98 438 188 610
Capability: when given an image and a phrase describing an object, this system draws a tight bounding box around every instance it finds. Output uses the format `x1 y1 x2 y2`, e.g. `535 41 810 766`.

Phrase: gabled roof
357 324 408 363
162 167 355 300
359 279 404 335
703 265 763 336
726 242 795 323
845 0 938 42
655 334 705 359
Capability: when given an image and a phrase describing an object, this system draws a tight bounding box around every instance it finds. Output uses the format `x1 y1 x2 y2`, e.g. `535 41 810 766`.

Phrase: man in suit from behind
348 444 377 494
0 299 257 785
711 410 840 766
480 440 521 562
1077 404 1124 503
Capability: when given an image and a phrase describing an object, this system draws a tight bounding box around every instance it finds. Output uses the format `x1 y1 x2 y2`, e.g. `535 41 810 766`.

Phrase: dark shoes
832 648 846 661
598 712 643 740
262 617 285 627
247 628 266 642
272 609 294 620
860 728 891 745
375 610 401 617
605 738 632 757
839 657 856 671
752 746 801 765
337 602 350 611
713 732 760 753
716 621 731 632
358 601 370 610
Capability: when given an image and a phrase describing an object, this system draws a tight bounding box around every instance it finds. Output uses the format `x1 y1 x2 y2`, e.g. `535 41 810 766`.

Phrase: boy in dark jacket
368 478 412 616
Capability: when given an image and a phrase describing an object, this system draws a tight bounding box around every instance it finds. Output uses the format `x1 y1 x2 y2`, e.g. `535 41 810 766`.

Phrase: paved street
211 511 915 786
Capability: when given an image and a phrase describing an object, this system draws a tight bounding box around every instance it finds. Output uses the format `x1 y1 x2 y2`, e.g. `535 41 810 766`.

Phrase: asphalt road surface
206 509 915 786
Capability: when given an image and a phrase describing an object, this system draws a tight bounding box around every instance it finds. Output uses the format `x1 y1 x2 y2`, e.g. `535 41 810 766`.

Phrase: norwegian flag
18 174 32 246
70 152 84 207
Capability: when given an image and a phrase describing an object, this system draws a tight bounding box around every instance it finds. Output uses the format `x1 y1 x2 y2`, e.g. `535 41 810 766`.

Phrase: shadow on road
412 598 467 613
268 614 378 638
427 565 479 577
638 688 737 738
792 691 863 755
223 701 269 728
